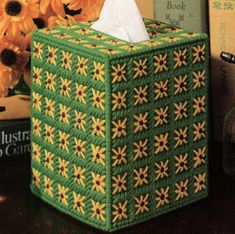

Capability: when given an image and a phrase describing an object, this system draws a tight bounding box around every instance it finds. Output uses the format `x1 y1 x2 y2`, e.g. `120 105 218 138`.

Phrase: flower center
5 1 22 16
1 49 17 67
33 18 46 29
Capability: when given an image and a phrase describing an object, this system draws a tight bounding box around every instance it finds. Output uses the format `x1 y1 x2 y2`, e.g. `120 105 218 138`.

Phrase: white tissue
91 0 150 43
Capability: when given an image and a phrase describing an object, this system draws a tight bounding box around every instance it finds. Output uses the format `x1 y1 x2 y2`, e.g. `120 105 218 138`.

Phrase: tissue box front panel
31 19 209 232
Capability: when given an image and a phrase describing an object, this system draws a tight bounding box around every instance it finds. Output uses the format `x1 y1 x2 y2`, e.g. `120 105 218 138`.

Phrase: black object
220 51 235 64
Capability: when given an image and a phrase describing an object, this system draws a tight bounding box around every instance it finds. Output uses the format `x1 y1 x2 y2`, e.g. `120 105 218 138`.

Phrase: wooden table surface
0 143 235 234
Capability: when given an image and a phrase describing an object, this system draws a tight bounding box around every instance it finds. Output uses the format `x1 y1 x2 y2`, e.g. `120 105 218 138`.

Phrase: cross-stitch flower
0 0 39 36
54 32 72 39
59 104 70 125
154 133 169 154
174 101 187 120
133 139 148 161
193 70 206 89
59 131 69 152
61 51 72 70
32 67 42 86
175 180 188 201
162 36 181 43
33 41 43 60
154 80 168 100
134 112 148 133
32 92 42 111
164 27 182 33
45 71 56 91
193 45 206 64
112 91 127 111
40 0 64 16
32 118 41 137
156 187 170 208
91 144 105 166
91 200 106 222
45 98 55 118
58 158 69 178
60 78 71 97
133 58 148 78
193 96 206 116
74 166 85 186
74 111 86 131
194 173 206 193
122 44 140 51
175 154 188 174
112 173 127 195
74 138 86 158
181 32 199 38
32 168 40 188
154 54 168 73
111 63 127 83
91 172 106 194
112 118 127 139
77 56 88 76
93 61 105 82
193 121 206 141
194 147 206 168
141 40 161 47
58 184 69 206
134 166 148 187
90 34 108 41
73 192 85 214
92 89 105 110
174 75 187 94
174 49 187 68
45 125 55 144
101 48 120 55
112 146 127 167
45 150 54 171
174 127 188 148
44 176 53 197
154 106 168 127
134 86 148 106
75 84 87 103
155 160 169 180
112 201 128 223
107 39 124 46
32 143 41 163
135 194 149 215
92 117 105 138
77 27 93 35
47 46 57 65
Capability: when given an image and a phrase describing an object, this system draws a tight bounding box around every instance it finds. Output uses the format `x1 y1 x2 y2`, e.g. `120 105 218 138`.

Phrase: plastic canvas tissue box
30 0 209 231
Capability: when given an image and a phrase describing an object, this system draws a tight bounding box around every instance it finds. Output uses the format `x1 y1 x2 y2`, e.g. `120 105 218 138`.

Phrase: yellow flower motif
61 51 72 70
134 112 148 133
107 40 125 46
91 200 106 222
74 111 86 131
73 192 85 214
41 28 60 34
193 121 206 141
112 173 127 195
164 27 182 33
59 104 70 125
59 131 69 152
84 43 104 49
33 42 43 60
45 72 56 91
44 176 53 197
135 194 149 215
174 49 187 68
74 166 86 186
58 158 69 179
91 172 106 194
193 45 206 64
112 146 127 167
32 143 41 163
121 44 140 51
68 38 87 44
77 56 88 76
100 48 120 55
194 173 206 193
156 187 170 208
181 32 199 38
58 184 69 206
112 118 127 139
45 98 55 118
91 144 105 166
154 107 168 127
162 36 181 43
174 75 187 94
175 154 188 174
155 80 168 100
193 96 206 116
54 33 72 39
92 117 105 138
174 127 188 148
92 89 105 110
32 67 42 86
194 147 206 168
154 134 169 154
74 138 86 158
44 150 54 171
141 40 161 47
32 118 41 137
75 84 87 103
193 70 206 89
77 28 93 35
154 54 168 73
60 78 71 97
174 102 187 120
111 64 127 83
112 91 127 111
32 168 40 188
47 46 57 65
32 92 41 111
90 34 108 40
45 125 55 144
112 201 128 223
134 166 148 187
133 139 148 161
149 21 166 28
93 62 105 82
175 180 189 201
133 58 148 78
134 86 148 106
155 160 169 180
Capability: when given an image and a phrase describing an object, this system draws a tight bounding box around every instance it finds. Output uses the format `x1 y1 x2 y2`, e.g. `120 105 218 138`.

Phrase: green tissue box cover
30 18 209 232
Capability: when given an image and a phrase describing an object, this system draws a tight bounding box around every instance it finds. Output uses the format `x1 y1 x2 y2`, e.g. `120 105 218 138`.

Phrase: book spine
136 0 154 18
209 0 235 142
154 0 208 32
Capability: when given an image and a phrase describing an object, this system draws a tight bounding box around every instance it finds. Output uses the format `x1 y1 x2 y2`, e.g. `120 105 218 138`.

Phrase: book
154 0 208 32
136 0 154 18
209 0 235 142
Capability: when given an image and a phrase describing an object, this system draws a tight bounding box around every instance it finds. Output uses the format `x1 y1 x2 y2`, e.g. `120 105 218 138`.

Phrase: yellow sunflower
75 84 87 103
111 63 127 83
59 104 70 125
112 118 127 139
174 127 188 148
58 158 69 178
92 89 105 110
154 133 169 154
174 75 187 94
47 14 75 27
47 46 57 65
134 112 148 133
175 180 188 201
45 124 55 144
155 160 169 180
45 71 56 91
134 86 148 106
175 154 188 174
112 201 128 223
112 145 127 167
40 0 64 16
193 96 206 116
58 184 69 206
121 44 140 52
154 80 168 100
45 98 55 118
156 187 170 208
32 67 42 86
44 150 54 171
154 53 168 73
73 192 85 214
194 173 206 193
77 56 88 76
33 41 43 60
100 48 120 55
193 45 206 64
135 194 149 215
174 102 187 120
32 143 41 163
112 173 127 195
112 91 127 111
61 51 72 70
92 117 105 138
74 166 85 186
74 138 86 158
93 61 105 82
193 70 206 89
58 131 69 152
74 110 86 131
193 147 206 168
32 92 41 111
193 121 206 141
134 166 148 187
44 176 53 197
154 106 168 127
174 49 187 68
162 36 181 43
133 58 148 78
133 139 148 161
60 78 71 97
91 200 106 222
32 118 41 137
91 144 105 166
32 168 40 188
91 172 106 194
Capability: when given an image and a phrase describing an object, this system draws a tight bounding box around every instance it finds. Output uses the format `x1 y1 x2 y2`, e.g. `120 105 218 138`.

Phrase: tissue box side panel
30 31 112 231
